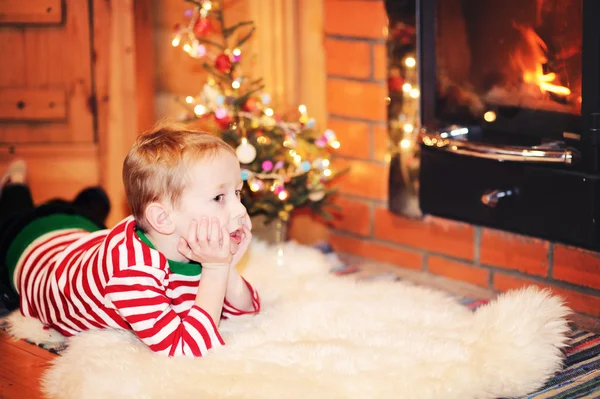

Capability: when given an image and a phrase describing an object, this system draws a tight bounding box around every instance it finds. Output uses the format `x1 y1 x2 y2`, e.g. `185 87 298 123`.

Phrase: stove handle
420 132 579 165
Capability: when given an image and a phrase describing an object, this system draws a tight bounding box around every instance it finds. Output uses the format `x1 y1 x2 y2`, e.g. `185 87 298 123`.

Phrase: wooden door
0 0 99 203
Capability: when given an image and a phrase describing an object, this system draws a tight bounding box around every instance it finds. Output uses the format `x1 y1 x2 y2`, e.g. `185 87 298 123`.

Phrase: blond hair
123 122 235 231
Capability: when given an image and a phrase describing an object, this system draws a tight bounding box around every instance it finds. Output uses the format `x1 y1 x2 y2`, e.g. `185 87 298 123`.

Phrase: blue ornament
216 95 225 106
301 161 311 172
306 118 316 128
241 170 250 181
261 93 271 105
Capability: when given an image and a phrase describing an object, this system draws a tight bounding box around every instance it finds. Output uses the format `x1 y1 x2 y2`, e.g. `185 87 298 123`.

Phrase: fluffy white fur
6 240 571 399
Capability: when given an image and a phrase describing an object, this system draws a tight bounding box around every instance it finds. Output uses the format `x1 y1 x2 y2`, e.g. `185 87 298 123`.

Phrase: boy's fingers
221 226 231 258
197 218 208 248
177 237 190 257
209 218 219 248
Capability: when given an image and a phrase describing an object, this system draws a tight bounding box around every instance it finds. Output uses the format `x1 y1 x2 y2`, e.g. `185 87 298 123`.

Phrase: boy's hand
230 216 252 268
178 217 232 269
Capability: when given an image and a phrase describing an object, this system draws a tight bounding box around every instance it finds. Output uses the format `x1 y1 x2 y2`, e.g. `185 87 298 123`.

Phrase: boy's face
171 150 248 255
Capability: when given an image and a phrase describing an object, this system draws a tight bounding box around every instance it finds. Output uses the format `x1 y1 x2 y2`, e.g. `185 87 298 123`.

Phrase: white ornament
309 190 326 202
201 83 221 107
236 139 257 164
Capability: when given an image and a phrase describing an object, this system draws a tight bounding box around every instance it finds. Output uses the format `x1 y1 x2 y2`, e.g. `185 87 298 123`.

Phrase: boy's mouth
230 229 243 244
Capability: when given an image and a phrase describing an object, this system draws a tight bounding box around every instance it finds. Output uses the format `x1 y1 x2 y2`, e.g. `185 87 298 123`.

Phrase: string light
194 104 206 115
278 190 288 200
264 108 274 117
185 96 194 104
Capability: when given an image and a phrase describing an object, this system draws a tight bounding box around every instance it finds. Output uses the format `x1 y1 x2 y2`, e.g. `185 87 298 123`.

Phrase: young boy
0 124 260 357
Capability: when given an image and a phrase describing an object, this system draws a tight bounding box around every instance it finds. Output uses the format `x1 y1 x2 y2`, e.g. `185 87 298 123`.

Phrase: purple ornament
274 160 284 170
184 9 193 18
274 185 284 194
262 160 273 172
196 44 207 57
214 107 227 119
315 137 327 148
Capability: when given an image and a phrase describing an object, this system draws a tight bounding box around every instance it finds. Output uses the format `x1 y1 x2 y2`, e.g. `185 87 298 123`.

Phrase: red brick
553 245 600 290
327 79 387 121
330 233 423 270
331 159 387 200
480 228 549 277
372 43 387 81
374 209 475 260
329 195 371 236
493 273 600 318
428 256 490 288
325 38 371 79
324 0 387 39
328 119 371 160
372 124 389 161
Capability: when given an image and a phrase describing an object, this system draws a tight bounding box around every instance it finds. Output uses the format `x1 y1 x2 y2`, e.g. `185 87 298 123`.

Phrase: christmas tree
171 0 343 225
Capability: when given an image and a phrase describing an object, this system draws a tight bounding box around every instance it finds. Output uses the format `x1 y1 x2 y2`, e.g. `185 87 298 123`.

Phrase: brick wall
322 0 600 319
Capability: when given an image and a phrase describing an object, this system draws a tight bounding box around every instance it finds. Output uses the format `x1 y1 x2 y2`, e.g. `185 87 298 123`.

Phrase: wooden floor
0 256 598 398
0 329 56 399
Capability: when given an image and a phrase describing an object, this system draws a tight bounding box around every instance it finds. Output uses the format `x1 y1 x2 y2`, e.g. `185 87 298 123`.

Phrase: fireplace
415 0 600 250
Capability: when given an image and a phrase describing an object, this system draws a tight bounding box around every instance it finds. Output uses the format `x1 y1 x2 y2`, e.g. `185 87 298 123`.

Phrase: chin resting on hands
177 217 232 269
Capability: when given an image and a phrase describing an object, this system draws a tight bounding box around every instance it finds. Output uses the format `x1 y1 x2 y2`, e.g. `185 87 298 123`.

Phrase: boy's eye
213 194 225 203
235 189 241 198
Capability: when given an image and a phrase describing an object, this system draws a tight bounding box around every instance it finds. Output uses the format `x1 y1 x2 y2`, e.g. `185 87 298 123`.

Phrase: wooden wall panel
0 0 63 24
0 88 66 121
0 144 99 204
0 0 94 144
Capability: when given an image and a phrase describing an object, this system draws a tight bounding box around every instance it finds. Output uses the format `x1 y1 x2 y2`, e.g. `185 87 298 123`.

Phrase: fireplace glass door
421 0 586 147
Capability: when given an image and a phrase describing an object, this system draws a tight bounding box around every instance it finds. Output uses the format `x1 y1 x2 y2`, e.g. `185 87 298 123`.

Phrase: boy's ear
144 202 175 235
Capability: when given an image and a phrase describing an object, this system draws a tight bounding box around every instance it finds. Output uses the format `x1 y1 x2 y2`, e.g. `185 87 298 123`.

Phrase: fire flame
514 25 571 97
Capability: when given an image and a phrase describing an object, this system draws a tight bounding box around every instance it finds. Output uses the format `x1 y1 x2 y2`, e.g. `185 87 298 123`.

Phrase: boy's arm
105 265 228 357
221 222 260 318
222 269 260 318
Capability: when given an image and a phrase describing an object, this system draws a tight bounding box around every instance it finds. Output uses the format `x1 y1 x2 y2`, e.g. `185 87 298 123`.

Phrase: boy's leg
0 160 31 313
72 186 111 228
0 160 33 226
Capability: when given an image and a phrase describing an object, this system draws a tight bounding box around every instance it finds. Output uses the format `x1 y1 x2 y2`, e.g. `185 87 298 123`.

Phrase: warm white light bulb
194 104 206 115
298 104 307 114
405 57 416 68
232 81 241 89
172 37 181 47
185 96 194 104
265 108 274 117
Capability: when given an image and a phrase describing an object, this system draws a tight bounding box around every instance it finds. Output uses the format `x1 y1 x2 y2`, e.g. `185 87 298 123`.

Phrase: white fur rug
6 240 571 399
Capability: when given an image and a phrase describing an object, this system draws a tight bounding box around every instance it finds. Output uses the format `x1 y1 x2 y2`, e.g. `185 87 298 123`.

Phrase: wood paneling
0 0 63 24
0 144 99 203
0 88 66 121
0 0 94 144
94 0 139 226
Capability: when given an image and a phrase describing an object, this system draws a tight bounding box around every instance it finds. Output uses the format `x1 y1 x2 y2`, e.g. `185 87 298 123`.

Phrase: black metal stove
416 0 600 250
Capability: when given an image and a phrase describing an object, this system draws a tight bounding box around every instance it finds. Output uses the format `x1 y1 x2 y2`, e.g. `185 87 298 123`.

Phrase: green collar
135 230 202 276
